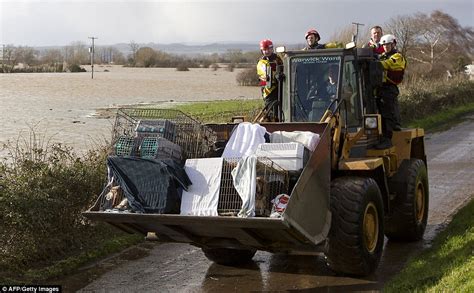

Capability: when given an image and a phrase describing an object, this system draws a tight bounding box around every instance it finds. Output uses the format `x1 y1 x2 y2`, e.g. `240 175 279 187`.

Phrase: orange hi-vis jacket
380 50 406 85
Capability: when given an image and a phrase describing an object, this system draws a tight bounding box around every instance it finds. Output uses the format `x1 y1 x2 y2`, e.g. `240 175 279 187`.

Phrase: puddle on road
47 242 160 292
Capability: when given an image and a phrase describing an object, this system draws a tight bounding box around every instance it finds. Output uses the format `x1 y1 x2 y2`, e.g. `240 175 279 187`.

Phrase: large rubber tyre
325 177 385 276
385 159 429 241
202 247 257 265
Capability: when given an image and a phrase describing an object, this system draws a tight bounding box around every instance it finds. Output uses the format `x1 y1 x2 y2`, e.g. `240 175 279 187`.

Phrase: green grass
406 101 474 132
172 99 263 123
1 234 142 283
384 198 474 292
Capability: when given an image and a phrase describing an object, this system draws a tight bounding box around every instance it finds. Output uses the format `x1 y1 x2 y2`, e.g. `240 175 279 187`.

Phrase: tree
405 10 473 71
225 49 244 64
63 41 89 65
1 45 17 72
41 48 63 65
15 46 37 66
97 46 125 64
384 15 417 56
129 41 140 66
135 47 157 67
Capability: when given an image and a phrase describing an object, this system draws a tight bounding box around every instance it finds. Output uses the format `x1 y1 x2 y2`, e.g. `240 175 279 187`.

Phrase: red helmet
305 29 320 40
260 39 273 50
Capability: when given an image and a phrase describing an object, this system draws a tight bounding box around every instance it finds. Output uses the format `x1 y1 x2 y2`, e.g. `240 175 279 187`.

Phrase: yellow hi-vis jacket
380 50 406 85
257 54 282 98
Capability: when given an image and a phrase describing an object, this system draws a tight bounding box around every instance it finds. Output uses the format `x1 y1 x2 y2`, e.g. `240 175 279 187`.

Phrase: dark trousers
376 84 401 139
263 89 279 119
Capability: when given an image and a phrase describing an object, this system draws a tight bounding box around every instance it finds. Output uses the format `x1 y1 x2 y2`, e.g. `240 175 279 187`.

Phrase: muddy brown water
3 70 473 292
0 66 260 157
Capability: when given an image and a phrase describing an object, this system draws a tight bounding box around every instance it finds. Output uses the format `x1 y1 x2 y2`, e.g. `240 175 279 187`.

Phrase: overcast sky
1 0 473 47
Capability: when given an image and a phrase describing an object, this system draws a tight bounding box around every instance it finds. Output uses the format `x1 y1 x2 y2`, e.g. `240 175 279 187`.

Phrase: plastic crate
135 119 176 142
139 136 182 161
255 142 306 171
114 135 137 156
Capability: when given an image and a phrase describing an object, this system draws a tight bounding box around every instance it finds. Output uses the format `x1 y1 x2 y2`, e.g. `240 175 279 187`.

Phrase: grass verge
1 234 142 284
406 101 474 131
172 99 263 123
384 198 474 292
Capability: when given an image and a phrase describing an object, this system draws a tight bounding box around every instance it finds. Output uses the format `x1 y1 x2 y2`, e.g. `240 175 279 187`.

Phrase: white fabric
180 158 223 216
231 155 258 218
222 122 267 158
270 131 320 152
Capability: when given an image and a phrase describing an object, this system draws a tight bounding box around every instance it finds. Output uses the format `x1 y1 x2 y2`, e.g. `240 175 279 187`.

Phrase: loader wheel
325 177 384 276
202 247 257 265
385 159 429 241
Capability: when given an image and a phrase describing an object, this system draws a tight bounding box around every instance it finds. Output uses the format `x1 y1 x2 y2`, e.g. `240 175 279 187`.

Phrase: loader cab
279 48 376 131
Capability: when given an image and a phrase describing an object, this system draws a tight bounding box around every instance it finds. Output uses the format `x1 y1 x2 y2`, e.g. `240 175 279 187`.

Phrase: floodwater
0 66 260 157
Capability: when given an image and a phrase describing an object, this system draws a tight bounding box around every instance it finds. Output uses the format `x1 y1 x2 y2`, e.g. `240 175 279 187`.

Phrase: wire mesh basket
218 157 289 217
112 108 217 159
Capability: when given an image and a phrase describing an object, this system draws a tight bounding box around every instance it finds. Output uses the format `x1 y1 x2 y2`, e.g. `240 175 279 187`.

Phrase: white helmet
380 34 396 45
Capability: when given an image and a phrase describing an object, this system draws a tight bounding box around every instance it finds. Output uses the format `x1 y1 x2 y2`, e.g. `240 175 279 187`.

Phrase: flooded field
0 66 260 157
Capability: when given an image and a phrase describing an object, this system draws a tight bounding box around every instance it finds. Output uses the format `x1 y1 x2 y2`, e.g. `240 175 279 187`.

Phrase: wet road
73 116 474 293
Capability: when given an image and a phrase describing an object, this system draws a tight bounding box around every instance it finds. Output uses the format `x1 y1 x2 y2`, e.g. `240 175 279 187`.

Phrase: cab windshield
290 56 341 122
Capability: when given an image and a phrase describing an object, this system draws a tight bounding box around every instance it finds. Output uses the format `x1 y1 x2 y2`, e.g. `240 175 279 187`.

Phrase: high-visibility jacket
257 53 283 98
380 49 406 85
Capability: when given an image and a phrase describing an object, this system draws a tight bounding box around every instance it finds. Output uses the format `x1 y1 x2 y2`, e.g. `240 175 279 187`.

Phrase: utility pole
352 22 365 46
88 36 97 79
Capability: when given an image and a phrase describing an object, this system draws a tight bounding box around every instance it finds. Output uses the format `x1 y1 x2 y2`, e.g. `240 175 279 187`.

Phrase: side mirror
276 46 286 53
345 42 356 49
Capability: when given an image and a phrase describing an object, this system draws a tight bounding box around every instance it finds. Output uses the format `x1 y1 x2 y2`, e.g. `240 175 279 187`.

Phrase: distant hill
114 42 260 55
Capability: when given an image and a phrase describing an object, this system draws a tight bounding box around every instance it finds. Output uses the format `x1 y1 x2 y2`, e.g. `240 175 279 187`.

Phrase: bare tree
225 49 244 64
384 15 416 56
2 45 17 72
96 46 125 64
63 42 89 65
41 48 63 65
407 10 473 71
129 41 140 66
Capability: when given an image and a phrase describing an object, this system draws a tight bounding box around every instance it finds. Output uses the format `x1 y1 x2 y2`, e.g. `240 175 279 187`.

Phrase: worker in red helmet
257 39 283 120
303 28 341 50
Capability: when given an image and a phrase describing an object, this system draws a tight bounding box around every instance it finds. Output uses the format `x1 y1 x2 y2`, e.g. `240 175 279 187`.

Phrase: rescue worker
257 39 283 120
375 34 406 149
302 28 341 50
364 26 385 55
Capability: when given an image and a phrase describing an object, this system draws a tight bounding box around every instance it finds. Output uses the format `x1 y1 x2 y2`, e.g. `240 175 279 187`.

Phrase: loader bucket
83 122 332 253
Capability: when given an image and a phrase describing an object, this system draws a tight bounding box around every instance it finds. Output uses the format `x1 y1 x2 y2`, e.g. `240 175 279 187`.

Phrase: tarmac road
71 115 474 293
